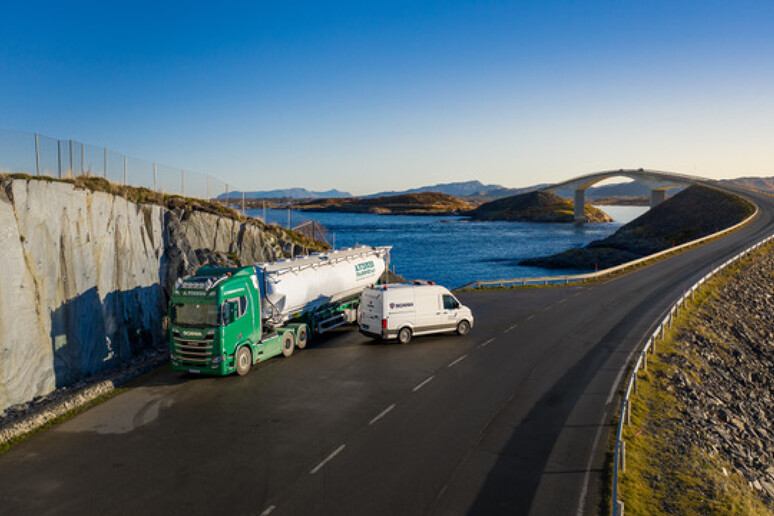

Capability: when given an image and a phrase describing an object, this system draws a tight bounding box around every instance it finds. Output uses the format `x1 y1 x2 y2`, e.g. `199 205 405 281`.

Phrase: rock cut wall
0 178 298 413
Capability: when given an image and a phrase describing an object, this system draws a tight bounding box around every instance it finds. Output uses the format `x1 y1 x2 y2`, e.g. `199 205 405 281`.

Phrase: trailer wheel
296 325 309 350
397 327 412 344
456 320 471 336
235 346 252 376
282 332 295 357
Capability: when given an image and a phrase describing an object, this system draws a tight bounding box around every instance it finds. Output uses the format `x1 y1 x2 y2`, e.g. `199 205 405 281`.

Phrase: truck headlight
211 356 224 364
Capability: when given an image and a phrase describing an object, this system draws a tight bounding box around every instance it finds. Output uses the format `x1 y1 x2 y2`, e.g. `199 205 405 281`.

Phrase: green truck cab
169 266 292 376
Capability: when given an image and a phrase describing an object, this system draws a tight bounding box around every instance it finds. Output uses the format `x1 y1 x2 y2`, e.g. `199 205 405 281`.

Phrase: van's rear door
359 288 383 333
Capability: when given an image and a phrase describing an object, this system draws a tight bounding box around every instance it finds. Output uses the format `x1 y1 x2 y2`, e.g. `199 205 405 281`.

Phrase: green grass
614 242 774 515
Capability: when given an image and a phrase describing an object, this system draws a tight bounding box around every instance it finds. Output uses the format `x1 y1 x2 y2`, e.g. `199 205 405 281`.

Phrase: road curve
0 186 772 516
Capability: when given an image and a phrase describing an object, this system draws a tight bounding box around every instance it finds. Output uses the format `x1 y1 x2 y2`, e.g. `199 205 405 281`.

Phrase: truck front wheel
235 346 252 376
456 320 471 336
398 327 412 344
282 332 295 357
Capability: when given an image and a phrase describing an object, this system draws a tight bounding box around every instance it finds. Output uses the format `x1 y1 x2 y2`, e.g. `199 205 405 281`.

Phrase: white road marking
526 314 535 321
503 324 517 333
576 411 608 516
479 337 495 348
413 375 435 392
448 354 468 368
310 444 346 475
369 403 396 425
261 506 276 516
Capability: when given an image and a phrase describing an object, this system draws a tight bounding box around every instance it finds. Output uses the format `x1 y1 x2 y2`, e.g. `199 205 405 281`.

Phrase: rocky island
294 191 474 215
468 190 612 223
522 185 755 270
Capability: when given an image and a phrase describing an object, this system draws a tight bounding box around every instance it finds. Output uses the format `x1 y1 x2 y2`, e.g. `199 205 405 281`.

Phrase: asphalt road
1 186 772 516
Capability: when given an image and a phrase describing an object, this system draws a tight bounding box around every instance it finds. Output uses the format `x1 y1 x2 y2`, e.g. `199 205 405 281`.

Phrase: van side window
443 295 459 310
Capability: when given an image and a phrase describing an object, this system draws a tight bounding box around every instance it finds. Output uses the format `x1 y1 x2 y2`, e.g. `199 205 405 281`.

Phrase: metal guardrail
454 201 759 291
610 232 774 515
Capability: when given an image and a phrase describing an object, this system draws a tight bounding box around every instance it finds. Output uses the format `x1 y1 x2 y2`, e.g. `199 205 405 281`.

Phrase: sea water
246 206 647 289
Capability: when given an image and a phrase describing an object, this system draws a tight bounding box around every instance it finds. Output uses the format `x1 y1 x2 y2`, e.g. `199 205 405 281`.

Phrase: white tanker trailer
169 245 391 376
258 245 391 326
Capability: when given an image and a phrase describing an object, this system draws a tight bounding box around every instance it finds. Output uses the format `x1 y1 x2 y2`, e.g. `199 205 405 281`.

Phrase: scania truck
168 246 390 376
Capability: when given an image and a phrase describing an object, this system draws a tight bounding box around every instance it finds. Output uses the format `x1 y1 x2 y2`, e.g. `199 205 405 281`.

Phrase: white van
359 282 474 344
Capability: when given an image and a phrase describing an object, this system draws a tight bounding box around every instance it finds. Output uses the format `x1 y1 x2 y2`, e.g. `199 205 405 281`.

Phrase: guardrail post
617 500 625 516
642 354 647 371
625 398 631 424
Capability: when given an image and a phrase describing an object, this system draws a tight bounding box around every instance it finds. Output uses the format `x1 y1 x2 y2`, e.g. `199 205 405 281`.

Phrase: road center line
310 444 346 475
413 375 435 392
369 403 396 425
479 337 495 348
260 506 276 516
526 314 535 320
448 354 468 368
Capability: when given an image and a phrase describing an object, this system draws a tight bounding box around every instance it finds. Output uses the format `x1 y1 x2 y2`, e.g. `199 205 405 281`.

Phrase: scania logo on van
182 330 201 337
390 302 413 309
355 260 376 278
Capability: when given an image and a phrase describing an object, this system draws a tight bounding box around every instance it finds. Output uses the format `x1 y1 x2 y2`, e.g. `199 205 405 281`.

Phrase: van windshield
172 303 219 328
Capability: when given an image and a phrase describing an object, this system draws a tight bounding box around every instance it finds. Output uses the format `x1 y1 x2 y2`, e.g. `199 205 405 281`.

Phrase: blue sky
2 1 773 195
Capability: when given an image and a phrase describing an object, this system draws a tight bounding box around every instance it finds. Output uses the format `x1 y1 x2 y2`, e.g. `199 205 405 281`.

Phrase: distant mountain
723 176 774 192
218 188 351 199
366 180 506 198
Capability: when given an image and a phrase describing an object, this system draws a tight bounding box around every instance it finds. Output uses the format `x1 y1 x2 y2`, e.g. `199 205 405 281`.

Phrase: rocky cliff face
0 177 307 413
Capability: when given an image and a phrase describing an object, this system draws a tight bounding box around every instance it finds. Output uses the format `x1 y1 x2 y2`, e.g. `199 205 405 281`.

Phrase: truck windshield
172 303 219 328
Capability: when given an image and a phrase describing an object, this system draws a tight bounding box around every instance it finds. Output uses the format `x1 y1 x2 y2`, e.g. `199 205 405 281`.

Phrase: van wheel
296 325 309 349
397 327 412 344
235 346 252 376
456 320 471 336
282 332 295 357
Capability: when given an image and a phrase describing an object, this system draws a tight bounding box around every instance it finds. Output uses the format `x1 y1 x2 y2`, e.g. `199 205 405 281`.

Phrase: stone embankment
0 176 317 415
623 243 774 513
666 245 774 505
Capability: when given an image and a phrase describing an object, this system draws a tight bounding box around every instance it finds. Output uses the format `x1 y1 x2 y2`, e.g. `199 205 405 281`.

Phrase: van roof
366 283 446 291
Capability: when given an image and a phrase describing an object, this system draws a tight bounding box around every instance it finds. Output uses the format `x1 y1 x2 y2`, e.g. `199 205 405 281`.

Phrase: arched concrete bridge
546 168 701 222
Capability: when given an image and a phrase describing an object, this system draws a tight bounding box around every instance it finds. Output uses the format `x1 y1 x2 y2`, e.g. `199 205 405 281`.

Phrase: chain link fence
0 128 235 201
0 128 332 246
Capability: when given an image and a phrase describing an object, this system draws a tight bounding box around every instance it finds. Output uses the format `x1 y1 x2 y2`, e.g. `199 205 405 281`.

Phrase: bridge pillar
650 189 666 208
574 189 586 223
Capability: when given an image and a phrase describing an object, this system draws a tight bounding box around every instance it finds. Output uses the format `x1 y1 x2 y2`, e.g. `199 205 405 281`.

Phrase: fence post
57 140 62 178
34 133 40 176
104 147 108 179
153 162 157 191
123 155 127 186
69 140 73 178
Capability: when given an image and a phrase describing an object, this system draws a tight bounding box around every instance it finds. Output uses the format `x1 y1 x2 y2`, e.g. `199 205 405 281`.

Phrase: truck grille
174 339 214 363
